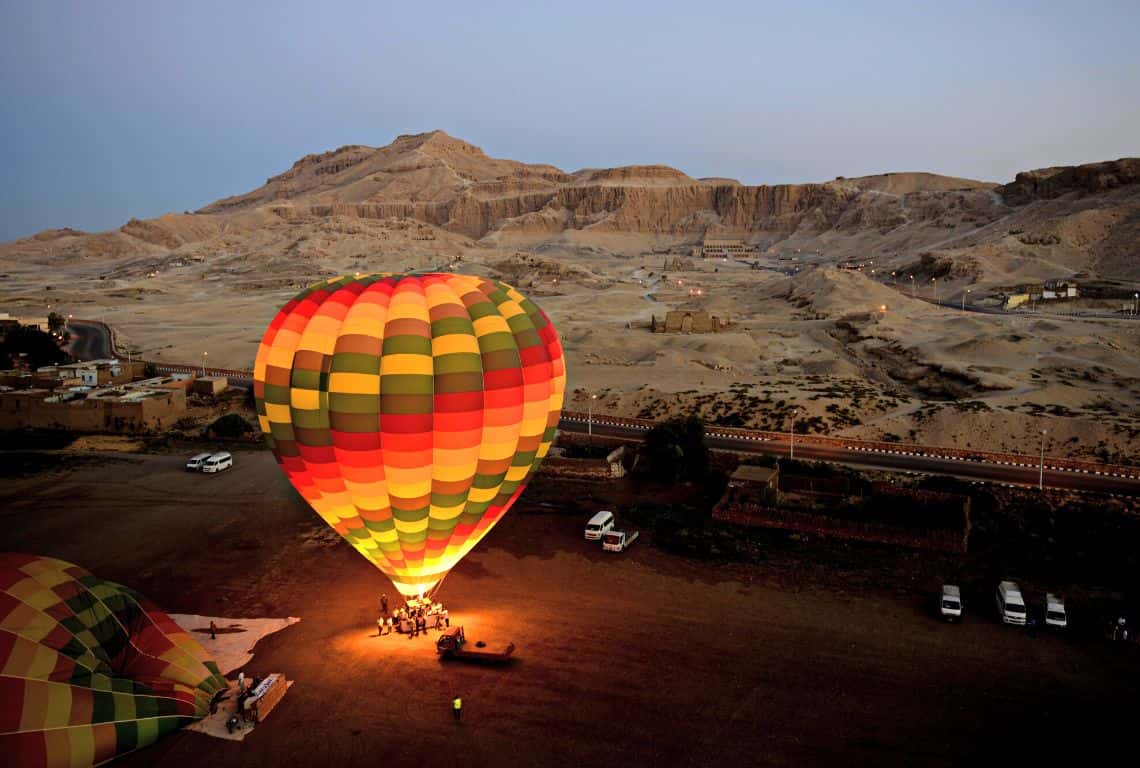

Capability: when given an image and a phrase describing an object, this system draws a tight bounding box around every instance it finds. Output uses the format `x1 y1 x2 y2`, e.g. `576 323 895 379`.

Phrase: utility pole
1039 429 1047 490
961 288 970 313
789 408 799 460
588 394 597 440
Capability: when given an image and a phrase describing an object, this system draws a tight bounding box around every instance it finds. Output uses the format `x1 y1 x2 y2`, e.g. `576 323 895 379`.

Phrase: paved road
66 320 254 388
911 295 1139 321
560 417 1140 496
66 320 114 360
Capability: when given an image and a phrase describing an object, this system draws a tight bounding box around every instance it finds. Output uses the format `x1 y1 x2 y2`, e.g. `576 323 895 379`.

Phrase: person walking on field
209 620 217 641
452 695 462 722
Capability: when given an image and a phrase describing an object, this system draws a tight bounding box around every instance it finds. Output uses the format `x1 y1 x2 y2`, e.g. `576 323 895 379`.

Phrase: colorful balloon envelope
0 554 227 767
253 273 566 596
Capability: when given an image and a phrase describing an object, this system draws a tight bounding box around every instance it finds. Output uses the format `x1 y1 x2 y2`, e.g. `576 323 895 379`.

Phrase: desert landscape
6 3 1140 766
2 131 1137 462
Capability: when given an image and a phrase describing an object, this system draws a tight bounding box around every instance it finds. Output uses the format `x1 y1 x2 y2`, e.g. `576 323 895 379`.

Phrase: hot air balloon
0 553 228 767
253 273 566 597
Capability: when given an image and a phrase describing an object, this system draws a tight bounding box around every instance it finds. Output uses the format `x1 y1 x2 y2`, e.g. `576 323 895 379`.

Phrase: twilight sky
1 0 1137 241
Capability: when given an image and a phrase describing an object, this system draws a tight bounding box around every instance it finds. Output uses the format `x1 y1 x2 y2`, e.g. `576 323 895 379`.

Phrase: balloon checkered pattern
0 553 227 767
253 273 566 596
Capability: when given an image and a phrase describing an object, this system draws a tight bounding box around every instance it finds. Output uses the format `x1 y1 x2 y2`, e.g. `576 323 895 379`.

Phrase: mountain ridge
3 131 1138 281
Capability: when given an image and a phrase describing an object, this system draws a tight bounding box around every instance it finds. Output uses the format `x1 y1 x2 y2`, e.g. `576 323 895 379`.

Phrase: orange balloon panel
253 273 566 595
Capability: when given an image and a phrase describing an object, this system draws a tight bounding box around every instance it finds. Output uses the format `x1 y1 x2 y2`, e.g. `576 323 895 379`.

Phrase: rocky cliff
5 131 1138 285
997 158 1140 205
193 130 1001 241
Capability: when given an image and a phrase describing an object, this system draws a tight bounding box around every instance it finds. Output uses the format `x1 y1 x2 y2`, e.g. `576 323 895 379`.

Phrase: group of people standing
375 593 450 639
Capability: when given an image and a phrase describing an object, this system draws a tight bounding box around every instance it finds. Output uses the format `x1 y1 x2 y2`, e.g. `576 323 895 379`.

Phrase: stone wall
651 310 722 333
0 388 186 432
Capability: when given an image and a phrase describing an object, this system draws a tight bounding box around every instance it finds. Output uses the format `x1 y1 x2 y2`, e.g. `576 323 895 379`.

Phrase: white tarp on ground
168 614 300 674
169 614 300 742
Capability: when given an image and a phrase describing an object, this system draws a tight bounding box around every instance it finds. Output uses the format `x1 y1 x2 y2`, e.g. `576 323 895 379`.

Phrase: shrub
206 414 253 438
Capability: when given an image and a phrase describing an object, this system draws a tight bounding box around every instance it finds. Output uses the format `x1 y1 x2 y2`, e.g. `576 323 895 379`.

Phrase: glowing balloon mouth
391 578 441 599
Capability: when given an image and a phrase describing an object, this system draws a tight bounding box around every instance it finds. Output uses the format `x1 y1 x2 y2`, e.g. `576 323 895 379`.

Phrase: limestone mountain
3 131 1138 284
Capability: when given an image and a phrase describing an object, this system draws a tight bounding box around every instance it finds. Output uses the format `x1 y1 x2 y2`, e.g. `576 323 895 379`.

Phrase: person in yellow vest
452 695 462 722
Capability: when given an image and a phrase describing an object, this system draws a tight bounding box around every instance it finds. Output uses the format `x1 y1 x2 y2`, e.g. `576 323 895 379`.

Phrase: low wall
0 388 186 432
712 502 969 554
559 411 1140 480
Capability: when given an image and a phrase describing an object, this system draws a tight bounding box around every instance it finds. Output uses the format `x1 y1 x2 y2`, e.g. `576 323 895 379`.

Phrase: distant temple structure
651 310 723 334
701 239 753 259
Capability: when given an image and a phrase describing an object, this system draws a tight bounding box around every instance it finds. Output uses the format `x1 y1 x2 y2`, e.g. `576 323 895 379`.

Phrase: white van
1045 593 1067 629
995 581 1027 625
202 452 233 474
584 510 615 541
185 452 212 471
940 584 962 621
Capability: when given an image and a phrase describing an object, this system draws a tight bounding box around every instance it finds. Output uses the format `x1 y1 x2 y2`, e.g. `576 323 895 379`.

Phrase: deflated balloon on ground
0 553 227 767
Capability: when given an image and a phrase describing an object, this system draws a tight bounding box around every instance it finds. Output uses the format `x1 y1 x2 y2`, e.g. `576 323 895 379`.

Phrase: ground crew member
377 617 385 637
209 620 217 640
381 594 389 615
453 695 462 722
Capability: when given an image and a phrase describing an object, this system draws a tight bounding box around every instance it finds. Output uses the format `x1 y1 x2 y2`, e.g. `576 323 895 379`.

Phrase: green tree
0 325 69 369
642 415 708 483
206 413 253 438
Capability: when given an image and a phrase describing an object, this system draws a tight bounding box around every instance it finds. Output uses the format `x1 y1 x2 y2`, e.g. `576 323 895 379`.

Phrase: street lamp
961 288 971 312
931 277 938 303
588 394 597 440
1039 429 1047 490
789 408 799 459
202 351 208 377
909 275 916 299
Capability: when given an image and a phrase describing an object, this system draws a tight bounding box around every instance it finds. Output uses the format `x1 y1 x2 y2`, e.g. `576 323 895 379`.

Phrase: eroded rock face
192 130 1003 241
14 131 1135 279
998 158 1140 205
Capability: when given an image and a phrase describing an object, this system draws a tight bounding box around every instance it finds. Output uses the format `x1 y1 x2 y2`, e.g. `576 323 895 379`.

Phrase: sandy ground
2 449 1137 767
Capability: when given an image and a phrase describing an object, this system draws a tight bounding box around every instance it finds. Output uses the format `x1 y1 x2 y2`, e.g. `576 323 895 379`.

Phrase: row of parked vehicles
584 510 639 552
185 451 234 474
940 580 1067 628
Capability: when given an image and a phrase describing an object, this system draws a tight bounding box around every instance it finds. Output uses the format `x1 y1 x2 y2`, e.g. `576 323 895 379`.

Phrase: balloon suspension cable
425 573 449 602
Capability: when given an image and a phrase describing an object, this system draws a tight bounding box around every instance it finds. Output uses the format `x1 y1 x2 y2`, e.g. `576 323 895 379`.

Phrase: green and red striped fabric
253 273 566 596
0 553 227 767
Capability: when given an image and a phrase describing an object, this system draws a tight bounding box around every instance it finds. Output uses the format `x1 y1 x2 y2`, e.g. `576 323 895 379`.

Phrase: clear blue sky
2 0 1137 241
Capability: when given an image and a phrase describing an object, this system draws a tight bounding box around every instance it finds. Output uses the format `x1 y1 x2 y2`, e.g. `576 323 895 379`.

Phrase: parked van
202 452 233 474
940 584 962 621
185 453 212 471
995 581 1027 625
1045 593 1067 629
584 510 615 540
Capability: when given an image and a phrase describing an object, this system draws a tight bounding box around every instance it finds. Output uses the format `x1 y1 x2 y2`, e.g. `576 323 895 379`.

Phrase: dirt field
3 449 1137 767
